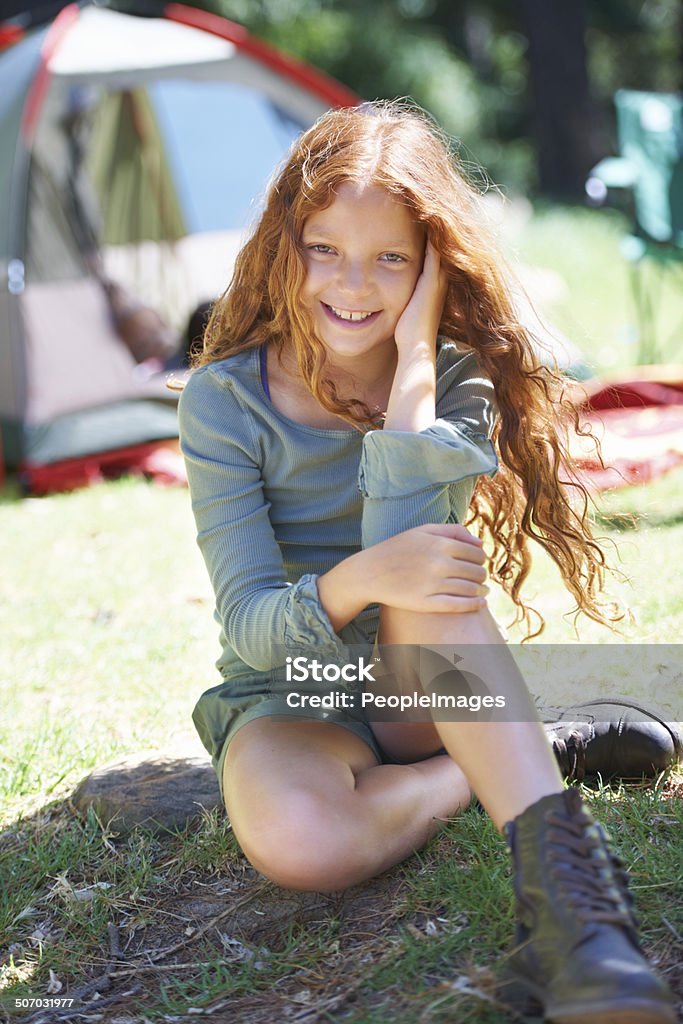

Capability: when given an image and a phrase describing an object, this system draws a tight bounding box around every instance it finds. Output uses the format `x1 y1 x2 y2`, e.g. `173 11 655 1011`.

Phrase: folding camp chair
586 89 683 364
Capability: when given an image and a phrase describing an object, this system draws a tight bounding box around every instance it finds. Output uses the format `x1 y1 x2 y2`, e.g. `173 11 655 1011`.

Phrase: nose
336 258 372 298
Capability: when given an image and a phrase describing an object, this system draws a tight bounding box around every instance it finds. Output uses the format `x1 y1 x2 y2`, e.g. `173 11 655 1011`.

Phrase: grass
493 201 683 373
1 469 681 1023
0 480 217 812
1 202 683 1022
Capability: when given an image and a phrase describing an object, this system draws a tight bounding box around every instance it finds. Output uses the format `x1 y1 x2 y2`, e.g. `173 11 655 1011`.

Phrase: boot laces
544 810 636 929
552 731 586 782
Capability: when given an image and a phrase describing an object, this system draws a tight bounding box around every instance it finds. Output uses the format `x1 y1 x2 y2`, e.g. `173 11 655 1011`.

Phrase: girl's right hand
365 523 488 614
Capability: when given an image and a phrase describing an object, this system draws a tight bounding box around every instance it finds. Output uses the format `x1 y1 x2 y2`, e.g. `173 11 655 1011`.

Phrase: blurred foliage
587 0 682 96
180 0 681 196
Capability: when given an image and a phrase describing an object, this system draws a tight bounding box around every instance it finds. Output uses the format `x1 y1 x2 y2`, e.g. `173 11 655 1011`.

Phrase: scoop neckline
250 341 457 437
252 346 367 438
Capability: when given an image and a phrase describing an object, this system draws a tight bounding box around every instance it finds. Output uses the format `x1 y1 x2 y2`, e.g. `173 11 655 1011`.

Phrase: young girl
179 101 676 1023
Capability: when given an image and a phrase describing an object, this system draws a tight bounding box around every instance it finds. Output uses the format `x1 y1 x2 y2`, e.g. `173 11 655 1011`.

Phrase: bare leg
223 716 471 891
376 604 564 831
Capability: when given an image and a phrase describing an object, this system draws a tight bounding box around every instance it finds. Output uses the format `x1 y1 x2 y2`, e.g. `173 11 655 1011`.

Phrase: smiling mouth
322 302 380 325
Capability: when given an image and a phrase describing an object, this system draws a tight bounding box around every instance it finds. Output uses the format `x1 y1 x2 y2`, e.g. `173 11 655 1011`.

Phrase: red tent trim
0 23 25 50
20 2 79 143
165 3 359 110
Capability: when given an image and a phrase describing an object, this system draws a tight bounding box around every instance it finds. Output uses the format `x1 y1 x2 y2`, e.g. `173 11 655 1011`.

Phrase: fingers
440 578 488 597
414 523 488 567
424 239 439 270
425 593 488 614
447 541 487 567
441 541 488 574
424 239 448 295
421 522 483 548
446 561 488 585
385 589 488 615
424 239 442 271
394 238 447 351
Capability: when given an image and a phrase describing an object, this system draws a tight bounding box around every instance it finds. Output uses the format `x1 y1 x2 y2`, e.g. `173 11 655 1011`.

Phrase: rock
71 750 222 833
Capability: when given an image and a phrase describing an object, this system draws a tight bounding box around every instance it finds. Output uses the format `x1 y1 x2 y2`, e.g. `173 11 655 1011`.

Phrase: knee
379 598 503 647
231 788 372 892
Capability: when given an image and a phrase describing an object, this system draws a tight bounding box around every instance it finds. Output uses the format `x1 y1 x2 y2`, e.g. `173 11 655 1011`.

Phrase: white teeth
328 305 374 322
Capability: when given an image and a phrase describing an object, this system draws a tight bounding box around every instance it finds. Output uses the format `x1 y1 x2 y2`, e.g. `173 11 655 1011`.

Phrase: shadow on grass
1 773 682 1024
0 791 486 1024
594 509 683 532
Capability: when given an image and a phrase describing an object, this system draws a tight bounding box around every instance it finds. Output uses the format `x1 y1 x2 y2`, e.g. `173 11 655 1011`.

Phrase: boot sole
550 1000 678 1024
499 973 678 1024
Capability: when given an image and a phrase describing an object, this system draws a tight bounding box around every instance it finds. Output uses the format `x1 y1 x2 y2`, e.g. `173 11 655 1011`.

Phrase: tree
175 0 682 197
516 0 597 198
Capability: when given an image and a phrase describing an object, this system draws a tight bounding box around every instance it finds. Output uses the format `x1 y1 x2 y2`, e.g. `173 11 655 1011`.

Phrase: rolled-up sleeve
179 368 348 671
359 343 498 546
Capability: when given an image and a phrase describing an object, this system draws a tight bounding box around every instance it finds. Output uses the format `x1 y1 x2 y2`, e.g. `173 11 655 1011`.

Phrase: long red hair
196 100 619 637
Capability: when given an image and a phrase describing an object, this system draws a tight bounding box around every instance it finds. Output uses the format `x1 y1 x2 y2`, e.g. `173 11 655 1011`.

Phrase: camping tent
0 3 356 492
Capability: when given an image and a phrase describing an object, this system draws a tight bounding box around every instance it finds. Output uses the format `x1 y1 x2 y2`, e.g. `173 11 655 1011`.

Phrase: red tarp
567 365 683 491
21 440 187 495
13 366 683 496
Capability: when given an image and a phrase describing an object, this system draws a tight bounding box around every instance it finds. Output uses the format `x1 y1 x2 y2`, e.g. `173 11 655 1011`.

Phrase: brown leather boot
502 789 677 1023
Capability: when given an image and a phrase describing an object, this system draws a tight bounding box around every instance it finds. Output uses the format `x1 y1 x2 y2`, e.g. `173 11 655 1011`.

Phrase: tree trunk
518 0 596 198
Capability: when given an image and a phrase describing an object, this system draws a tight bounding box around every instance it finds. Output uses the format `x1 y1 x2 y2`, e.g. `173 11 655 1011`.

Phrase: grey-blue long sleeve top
178 340 498 680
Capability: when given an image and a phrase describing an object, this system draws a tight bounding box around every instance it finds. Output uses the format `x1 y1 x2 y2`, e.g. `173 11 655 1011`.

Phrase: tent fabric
21 277 176 422
89 88 188 245
0 28 45 258
48 6 234 78
0 3 355 492
23 401 180 468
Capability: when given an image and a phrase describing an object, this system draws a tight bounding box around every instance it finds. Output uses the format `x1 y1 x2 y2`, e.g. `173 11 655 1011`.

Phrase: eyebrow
302 226 418 249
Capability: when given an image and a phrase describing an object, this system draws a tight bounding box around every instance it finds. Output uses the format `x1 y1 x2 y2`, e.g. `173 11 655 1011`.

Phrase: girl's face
300 182 424 364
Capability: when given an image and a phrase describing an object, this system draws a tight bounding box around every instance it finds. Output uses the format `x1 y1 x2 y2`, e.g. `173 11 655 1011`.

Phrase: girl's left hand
394 240 448 356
